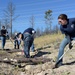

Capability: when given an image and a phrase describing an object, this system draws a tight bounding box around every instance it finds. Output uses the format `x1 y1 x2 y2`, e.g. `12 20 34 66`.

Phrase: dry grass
0 33 64 49
34 33 64 48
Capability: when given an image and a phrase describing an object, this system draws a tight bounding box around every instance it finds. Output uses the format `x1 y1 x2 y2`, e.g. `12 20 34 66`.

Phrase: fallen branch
7 49 23 53
0 57 52 64
17 57 52 64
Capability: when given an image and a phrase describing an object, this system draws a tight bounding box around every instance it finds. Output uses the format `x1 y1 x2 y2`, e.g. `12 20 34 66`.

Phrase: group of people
0 26 36 58
14 30 35 52
0 14 75 68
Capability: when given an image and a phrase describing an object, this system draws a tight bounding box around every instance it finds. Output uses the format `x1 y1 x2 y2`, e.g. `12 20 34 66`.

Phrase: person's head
2 26 5 29
58 14 68 25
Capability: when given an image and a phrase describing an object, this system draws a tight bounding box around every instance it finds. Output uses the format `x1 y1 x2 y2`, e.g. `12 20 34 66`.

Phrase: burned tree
3 2 19 37
44 10 53 33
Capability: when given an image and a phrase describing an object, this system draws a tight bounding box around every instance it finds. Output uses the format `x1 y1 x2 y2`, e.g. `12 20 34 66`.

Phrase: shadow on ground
32 51 51 58
0 49 10 51
63 60 75 65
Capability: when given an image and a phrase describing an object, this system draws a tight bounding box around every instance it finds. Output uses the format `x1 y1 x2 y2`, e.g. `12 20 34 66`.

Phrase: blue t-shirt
60 18 75 37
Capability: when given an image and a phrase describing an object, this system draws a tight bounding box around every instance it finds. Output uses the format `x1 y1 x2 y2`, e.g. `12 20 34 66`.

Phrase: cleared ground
0 33 75 75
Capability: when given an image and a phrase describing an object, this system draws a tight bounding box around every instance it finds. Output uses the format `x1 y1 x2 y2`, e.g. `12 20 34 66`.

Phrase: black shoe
14 45 16 49
52 63 63 69
26 56 30 58
23 55 30 58
14 47 16 49
17 45 19 49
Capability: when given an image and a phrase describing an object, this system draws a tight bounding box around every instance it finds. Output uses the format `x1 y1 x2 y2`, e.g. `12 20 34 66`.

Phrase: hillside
0 33 75 75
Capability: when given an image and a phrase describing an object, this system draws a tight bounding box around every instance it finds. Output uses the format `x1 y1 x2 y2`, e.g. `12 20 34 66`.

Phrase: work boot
52 59 63 69
52 63 63 69
17 45 19 49
14 45 16 49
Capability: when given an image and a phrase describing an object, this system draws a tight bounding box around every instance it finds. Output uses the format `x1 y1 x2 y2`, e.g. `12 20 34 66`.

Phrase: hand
18 37 22 40
69 42 73 49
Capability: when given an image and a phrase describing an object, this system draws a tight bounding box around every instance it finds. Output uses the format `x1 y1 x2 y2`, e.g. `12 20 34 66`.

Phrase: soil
0 42 75 75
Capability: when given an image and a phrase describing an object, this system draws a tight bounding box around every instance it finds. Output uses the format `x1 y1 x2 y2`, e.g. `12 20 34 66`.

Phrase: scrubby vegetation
34 33 64 48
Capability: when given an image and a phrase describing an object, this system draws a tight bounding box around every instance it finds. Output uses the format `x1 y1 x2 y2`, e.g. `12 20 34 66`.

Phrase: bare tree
29 15 35 28
0 20 2 30
36 28 41 36
44 10 53 33
54 25 60 33
3 2 19 37
44 27 50 34
0 20 2 36
3 19 9 29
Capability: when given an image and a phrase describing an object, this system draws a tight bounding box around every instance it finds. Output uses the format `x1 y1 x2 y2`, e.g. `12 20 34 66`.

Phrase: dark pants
30 43 35 52
23 33 33 58
14 39 21 49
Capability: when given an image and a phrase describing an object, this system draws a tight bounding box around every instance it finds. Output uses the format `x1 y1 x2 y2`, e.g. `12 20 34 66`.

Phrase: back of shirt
23 28 36 35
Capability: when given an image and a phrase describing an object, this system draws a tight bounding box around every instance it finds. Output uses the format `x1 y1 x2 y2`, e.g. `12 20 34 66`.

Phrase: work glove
69 42 73 49
69 40 75 49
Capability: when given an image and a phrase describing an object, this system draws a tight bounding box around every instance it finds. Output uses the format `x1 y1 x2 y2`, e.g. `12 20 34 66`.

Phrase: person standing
1 26 8 49
54 14 75 68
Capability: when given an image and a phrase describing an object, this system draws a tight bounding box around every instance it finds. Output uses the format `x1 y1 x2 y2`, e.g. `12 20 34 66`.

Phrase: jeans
23 33 33 58
57 35 74 65
30 43 35 52
1 36 6 49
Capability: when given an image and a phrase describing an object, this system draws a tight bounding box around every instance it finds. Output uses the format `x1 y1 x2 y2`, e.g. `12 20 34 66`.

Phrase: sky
0 0 75 33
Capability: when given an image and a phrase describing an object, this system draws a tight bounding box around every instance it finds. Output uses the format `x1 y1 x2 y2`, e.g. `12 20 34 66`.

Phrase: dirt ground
0 41 75 75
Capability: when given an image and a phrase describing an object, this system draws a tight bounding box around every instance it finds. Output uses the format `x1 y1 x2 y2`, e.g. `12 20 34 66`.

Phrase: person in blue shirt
54 14 75 68
19 28 36 58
